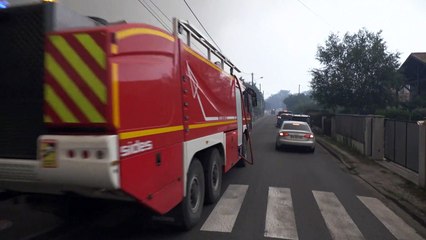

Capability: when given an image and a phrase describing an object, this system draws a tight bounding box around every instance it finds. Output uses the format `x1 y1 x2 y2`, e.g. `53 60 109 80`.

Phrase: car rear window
282 123 310 131
292 116 310 123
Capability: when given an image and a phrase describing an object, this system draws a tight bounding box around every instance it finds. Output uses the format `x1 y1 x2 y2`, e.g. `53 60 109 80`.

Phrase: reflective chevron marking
358 196 424 240
200 184 248 232
264 187 298 239
313 190 365 240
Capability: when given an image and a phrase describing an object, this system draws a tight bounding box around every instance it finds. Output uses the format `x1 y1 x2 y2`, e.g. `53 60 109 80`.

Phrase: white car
275 121 315 153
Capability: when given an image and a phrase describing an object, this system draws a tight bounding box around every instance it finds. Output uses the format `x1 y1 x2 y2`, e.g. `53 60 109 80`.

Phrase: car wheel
204 148 222 204
309 147 315 153
178 158 205 230
275 141 280 151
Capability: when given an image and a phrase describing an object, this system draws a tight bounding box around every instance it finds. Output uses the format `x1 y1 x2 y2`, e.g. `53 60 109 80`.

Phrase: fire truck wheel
180 158 205 230
204 148 222 204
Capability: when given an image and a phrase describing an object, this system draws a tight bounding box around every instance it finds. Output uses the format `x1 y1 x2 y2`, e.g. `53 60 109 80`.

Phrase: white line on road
200 184 248 232
358 196 424 240
313 190 365 240
264 187 298 239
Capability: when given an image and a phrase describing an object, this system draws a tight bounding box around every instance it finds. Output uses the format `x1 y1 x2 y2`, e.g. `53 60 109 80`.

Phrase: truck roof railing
173 18 240 74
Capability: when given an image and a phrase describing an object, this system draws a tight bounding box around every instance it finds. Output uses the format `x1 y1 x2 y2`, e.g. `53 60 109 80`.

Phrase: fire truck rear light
82 150 90 159
67 150 75 158
96 150 105 159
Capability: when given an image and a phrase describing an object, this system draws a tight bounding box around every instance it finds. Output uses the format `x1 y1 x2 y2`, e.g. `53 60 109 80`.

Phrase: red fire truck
0 2 255 228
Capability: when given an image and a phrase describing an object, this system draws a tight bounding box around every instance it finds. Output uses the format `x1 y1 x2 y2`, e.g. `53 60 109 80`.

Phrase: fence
335 115 366 143
316 113 425 187
384 120 419 172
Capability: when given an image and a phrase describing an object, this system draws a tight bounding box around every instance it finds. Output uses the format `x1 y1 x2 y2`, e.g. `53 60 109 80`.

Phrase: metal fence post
419 122 426 188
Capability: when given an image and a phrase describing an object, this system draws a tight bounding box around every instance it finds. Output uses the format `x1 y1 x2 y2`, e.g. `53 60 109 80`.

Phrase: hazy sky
11 0 426 97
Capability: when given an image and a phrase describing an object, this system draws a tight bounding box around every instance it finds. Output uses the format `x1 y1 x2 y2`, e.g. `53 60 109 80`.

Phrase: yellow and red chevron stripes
44 32 108 124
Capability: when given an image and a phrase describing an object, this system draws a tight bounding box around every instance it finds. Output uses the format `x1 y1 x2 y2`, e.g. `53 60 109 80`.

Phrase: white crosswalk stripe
358 196 424 240
200 186 424 240
313 190 365 240
264 187 298 239
200 184 248 232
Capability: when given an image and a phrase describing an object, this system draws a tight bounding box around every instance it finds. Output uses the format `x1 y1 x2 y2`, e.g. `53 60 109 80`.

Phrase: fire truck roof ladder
173 18 240 74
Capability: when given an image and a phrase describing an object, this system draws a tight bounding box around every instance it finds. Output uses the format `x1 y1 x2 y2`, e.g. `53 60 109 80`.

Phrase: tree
311 29 402 114
283 93 320 113
265 90 290 110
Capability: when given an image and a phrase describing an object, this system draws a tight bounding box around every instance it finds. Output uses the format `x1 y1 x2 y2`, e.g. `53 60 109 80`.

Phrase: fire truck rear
0 1 255 228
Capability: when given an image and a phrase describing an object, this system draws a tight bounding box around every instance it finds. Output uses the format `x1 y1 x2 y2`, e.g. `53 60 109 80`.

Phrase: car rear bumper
276 138 315 148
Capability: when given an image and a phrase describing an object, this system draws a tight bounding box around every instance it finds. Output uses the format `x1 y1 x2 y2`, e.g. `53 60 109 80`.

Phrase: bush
412 108 426 121
376 108 410 121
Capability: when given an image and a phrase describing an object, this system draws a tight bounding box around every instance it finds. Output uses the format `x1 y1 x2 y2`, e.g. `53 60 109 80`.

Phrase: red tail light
304 134 314 139
279 132 289 136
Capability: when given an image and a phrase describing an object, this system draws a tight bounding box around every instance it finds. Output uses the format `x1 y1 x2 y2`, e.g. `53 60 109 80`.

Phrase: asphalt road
1 115 425 239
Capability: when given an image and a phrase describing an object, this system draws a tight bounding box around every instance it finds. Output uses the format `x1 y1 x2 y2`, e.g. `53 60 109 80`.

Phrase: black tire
275 141 280 151
236 133 248 167
179 158 205 230
309 147 315 153
204 148 222 204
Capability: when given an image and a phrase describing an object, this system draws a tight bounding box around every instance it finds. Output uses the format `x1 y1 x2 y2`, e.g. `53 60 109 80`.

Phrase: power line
295 0 332 28
183 0 222 52
142 0 172 32
137 0 208 58
137 0 172 32
149 0 172 23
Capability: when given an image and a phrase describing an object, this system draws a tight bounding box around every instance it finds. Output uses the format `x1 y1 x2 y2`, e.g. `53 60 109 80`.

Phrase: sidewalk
316 135 426 228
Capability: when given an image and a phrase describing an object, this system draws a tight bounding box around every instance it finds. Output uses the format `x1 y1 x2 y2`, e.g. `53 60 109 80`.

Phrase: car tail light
304 134 314 139
279 132 289 136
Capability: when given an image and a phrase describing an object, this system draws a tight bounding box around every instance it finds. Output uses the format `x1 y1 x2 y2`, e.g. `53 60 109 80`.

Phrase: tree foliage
311 29 402 113
283 93 319 113
265 90 290 110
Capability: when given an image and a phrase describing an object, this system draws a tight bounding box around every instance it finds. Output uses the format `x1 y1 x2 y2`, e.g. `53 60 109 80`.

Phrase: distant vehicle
275 121 315 153
276 110 292 127
276 112 293 127
292 114 311 125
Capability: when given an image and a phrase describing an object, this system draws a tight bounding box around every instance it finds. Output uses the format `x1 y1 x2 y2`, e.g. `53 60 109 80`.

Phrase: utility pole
298 84 300 95
251 72 254 86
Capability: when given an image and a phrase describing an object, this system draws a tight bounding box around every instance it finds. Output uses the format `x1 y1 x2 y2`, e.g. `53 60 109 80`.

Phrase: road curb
316 135 426 229
316 137 353 170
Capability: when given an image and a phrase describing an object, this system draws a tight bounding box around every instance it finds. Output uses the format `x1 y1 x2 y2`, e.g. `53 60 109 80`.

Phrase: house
399 52 426 100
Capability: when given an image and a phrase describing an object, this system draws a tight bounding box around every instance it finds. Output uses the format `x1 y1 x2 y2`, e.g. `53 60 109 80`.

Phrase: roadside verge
316 135 426 228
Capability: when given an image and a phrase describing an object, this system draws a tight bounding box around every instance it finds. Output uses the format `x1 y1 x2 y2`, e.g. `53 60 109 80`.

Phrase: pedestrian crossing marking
200 184 248 232
313 190 365 240
264 187 298 239
358 196 424 240
199 185 425 239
